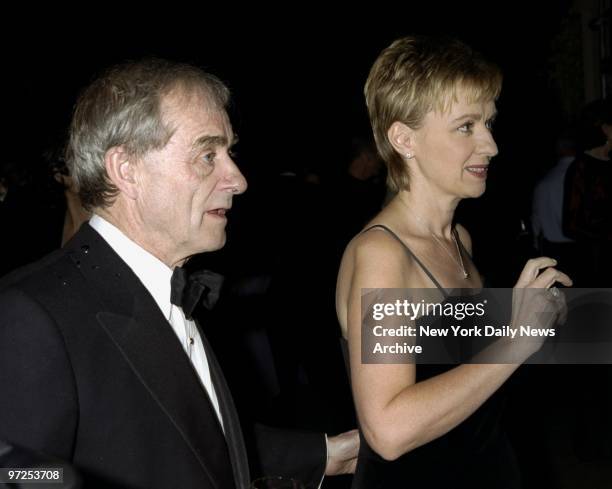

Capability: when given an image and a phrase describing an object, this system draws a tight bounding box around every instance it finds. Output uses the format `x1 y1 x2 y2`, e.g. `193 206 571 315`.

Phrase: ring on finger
549 287 560 298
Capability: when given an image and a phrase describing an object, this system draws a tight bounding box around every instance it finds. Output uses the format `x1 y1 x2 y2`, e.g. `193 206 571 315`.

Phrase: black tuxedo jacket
0 224 324 489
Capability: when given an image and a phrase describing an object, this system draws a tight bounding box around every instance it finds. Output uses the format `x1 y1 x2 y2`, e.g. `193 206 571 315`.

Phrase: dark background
4 2 582 281
5 3 574 187
4 3 611 488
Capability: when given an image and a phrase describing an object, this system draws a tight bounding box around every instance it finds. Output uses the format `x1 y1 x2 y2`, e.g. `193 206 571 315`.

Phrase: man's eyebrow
193 135 228 150
192 134 239 151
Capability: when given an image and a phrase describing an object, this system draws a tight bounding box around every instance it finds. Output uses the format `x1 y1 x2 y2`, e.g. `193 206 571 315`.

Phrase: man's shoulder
0 248 77 339
0 224 106 303
0 248 68 295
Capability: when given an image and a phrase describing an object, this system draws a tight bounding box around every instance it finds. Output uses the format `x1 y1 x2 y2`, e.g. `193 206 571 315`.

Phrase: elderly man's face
134 90 247 266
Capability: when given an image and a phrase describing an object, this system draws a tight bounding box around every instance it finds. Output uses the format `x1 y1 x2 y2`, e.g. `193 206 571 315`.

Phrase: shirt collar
89 214 173 319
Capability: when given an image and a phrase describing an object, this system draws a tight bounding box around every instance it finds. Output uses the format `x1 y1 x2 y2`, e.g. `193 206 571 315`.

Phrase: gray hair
66 58 230 211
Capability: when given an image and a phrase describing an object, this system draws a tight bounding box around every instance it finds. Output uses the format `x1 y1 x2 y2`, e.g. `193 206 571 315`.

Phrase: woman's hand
511 257 572 358
514 257 572 289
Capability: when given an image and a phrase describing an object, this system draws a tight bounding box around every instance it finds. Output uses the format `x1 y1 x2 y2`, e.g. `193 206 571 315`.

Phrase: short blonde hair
365 36 502 192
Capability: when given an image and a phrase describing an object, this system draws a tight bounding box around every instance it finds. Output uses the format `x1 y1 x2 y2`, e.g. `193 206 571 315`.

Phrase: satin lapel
198 324 250 489
65 225 236 489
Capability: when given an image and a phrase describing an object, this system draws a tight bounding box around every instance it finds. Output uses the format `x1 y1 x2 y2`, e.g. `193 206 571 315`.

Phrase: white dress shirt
90 215 224 430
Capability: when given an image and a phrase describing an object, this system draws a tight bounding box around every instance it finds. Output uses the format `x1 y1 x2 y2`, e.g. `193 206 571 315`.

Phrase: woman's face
410 89 498 199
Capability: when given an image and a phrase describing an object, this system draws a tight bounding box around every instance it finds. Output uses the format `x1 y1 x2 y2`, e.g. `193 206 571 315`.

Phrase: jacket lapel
65 224 240 489
199 326 250 489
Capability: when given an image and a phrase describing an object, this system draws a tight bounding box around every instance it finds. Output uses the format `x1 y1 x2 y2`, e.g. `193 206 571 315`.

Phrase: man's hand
325 429 359 475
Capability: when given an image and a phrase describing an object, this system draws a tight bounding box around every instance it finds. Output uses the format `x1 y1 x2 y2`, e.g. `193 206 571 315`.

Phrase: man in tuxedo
0 59 356 489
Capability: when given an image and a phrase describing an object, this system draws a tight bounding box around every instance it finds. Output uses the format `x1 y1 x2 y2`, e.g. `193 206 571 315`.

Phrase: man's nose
224 159 248 195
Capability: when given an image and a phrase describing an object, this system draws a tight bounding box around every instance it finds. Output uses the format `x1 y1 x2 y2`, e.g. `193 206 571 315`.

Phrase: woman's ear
387 121 417 159
104 146 138 200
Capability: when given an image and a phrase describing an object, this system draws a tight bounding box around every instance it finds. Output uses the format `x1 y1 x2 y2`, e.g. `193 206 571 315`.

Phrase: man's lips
207 208 228 217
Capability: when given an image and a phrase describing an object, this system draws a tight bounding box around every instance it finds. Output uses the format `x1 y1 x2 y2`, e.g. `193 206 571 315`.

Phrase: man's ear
104 146 138 200
387 121 417 159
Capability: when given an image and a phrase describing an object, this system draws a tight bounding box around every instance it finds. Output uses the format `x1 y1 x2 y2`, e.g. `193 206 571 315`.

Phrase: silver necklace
430 230 469 279
403 201 469 279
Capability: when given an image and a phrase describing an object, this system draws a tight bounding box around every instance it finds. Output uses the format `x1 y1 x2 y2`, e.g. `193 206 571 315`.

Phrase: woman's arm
343 232 568 461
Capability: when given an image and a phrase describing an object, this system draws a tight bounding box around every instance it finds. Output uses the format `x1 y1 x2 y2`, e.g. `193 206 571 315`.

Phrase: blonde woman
336 36 571 488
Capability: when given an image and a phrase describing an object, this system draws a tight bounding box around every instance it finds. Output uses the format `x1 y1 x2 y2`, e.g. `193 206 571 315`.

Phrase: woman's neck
395 188 458 239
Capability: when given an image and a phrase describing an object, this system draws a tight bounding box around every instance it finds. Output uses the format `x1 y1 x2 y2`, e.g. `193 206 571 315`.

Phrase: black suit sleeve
251 424 326 489
0 287 78 460
0 439 83 488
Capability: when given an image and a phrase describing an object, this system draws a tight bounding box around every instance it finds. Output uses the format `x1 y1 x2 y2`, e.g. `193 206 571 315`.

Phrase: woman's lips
465 166 488 179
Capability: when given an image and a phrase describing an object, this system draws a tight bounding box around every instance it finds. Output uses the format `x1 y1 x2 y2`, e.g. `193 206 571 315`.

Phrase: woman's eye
458 122 474 133
485 119 495 131
228 148 238 159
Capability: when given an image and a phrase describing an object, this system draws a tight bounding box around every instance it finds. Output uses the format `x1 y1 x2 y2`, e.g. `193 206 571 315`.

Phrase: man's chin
198 234 227 253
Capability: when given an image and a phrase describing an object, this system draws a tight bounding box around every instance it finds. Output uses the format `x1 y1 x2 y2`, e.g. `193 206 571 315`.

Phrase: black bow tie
170 267 224 319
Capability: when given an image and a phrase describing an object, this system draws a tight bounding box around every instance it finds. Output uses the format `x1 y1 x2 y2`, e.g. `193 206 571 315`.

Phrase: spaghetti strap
362 224 447 294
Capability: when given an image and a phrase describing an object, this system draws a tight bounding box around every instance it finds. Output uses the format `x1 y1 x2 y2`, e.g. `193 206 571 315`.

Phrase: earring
406 153 414 160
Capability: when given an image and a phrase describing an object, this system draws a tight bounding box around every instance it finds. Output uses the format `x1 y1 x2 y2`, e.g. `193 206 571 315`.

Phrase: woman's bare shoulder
342 225 420 288
337 226 416 335
347 226 408 261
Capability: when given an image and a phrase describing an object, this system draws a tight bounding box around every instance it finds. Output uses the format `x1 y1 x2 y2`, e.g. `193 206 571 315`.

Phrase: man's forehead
161 90 232 139
161 87 226 116
163 84 212 105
